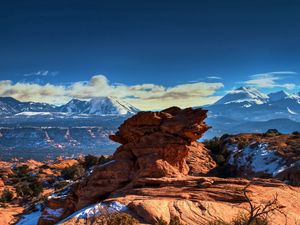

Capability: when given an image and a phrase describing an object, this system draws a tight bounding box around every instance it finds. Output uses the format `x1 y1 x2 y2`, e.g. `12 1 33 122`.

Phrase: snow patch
57 201 127 224
287 107 297 115
15 112 53 116
45 208 64 218
227 143 287 176
16 205 42 225
216 87 269 105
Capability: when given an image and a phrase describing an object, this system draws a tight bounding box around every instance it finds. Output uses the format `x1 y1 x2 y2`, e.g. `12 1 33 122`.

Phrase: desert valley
1 1 300 224
1 106 300 224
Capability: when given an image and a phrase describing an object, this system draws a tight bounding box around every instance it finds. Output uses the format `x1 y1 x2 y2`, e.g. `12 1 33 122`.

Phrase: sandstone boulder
38 107 213 224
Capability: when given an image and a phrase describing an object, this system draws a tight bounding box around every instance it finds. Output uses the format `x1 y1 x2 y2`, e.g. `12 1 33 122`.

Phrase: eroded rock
38 107 212 224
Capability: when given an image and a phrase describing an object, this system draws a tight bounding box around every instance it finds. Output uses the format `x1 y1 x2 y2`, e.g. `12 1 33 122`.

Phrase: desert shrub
231 213 269 225
16 178 43 199
61 164 85 180
263 129 281 137
208 183 285 225
208 220 230 225
170 215 182 225
82 155 100 169
13 165 29 178
237 141 249 150
292 131 300 135
16 183 31 198
208 213 269 225
154 216 182 225
0 189 13 203
220 133 230 140
82 154 111 170
94 212 138 225
98 155 111 165
203 137 222 154
107 212 138 225
155 217 168 225
53 180 70 190
215 154 226 165
203 137 230 167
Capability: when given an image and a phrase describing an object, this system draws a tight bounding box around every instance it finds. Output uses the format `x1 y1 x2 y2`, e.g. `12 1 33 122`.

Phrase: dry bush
241 183 286 225
61 164 85 180
90 212 138 225
155 216 183 225
208 183 286 225
0 189 13 203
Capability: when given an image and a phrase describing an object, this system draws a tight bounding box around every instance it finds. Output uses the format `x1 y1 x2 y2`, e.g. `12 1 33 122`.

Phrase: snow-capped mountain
208 87 300 119
268 90 290 102
0 97 57 115
0 96 139 116
86 96 139 115
0 96 138 160
0 99 18 115
58 96 139 115
203 87 300 138
58 99 90 113
214 87 269 105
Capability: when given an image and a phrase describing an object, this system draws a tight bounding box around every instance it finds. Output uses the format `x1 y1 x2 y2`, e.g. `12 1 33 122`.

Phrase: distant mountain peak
58 96 139 116
268 90 290 102
87 96 139 115
0 96 21 104
214 86 269 105
235 86 253 91
0 96 139 116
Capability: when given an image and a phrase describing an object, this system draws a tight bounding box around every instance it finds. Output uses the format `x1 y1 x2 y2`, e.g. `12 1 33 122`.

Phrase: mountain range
204 87 300 138
2 87 300 159
0 96 138 160
0 96 139 116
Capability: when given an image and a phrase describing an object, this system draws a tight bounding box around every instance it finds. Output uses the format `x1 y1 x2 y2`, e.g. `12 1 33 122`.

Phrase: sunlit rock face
38 107 212 224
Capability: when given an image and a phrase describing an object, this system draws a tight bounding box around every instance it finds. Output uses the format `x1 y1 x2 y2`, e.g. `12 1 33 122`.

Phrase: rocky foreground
1 107 300 224
36 107 299 225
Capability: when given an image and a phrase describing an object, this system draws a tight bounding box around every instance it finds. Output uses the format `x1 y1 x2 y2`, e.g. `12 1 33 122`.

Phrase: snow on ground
15 111 54 116
47 181 73 200
39 207 65 222
227 143 287 176
45 207 64 217
287 107 298 115
57 201 128 224
16 205 42 225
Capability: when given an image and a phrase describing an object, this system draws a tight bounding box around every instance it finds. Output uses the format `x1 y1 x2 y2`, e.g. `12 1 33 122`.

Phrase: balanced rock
38 107 212 224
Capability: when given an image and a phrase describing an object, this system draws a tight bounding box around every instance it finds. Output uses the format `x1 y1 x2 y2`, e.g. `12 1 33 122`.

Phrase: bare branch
241 182 287 225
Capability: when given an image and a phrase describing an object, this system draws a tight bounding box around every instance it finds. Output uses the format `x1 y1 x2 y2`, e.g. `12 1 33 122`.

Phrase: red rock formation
59 178 300 225
36 108 300 225
38 107 213 224
186 142 217 176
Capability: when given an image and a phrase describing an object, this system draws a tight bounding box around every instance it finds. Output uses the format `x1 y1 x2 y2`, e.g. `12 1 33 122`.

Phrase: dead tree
242 183 287 225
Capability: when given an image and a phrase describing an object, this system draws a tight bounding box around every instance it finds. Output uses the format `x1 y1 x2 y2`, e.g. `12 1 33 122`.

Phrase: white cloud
0 80 68 104
242 71 297 90
24 70 59 77
0 75 224 110
207 76 222 80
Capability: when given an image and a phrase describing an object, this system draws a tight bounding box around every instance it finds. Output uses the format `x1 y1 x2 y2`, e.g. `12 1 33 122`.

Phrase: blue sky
1 0 300 109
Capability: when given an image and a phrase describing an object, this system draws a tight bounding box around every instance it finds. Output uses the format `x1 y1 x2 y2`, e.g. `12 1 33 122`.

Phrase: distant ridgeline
0 96 138 160
1 87 300 160
203 87 300 139
0 96 139 116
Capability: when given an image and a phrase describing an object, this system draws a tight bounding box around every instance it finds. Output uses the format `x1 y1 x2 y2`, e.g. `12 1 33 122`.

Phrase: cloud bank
0 75 224 110
242 71 297 90
24 70 59 77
